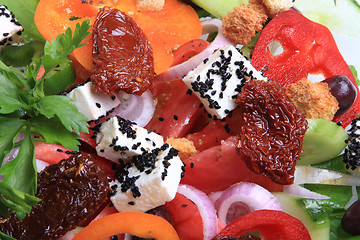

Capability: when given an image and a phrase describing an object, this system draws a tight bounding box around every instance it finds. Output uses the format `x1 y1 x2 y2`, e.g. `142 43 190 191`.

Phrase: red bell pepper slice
251 10 360 127
212 210 311 240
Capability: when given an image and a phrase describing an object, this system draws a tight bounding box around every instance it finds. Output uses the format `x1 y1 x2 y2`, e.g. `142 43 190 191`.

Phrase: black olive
322 75 357 116
341 199 360 235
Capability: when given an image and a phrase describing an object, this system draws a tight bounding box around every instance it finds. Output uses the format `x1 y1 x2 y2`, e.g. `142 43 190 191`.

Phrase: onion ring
106 90 155 127
214 182 283 225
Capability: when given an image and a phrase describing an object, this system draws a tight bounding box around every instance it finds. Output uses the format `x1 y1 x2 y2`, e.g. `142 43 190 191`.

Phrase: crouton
262 0 294 18
136 0 164 12
166 138 198 160
222 0 268 45
286 78 339 120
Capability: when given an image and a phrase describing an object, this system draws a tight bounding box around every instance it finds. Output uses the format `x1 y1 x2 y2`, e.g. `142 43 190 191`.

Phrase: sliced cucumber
298 119 348 166
191 0 248 18
294 0 360 40
273 192 330 240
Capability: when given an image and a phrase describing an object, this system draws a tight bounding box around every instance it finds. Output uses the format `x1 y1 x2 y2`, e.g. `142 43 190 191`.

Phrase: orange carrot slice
34 0 202 74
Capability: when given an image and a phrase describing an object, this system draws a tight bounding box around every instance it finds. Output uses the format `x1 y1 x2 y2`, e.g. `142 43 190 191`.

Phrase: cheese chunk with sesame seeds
182 45 267 119
109 143 184 212
66 81 121 121
95 116 164 163
0 5 23 50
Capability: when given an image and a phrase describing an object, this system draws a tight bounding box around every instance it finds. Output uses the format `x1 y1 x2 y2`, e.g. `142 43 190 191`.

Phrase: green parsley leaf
44 19 90 60
0 70 29 114
43 61 76 96
0 125 37 196
37 95 89 135
42 55 70 77
0 19 90 226
32 115 81 150
0 181 40 218
0 231 16 240
0 40 45 68
0 117 26 166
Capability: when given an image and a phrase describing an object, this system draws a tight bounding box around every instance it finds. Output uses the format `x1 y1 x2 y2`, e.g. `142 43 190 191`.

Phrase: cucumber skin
294 0 360 40
191 0 248 18
274 192 330 240
298 119 348 166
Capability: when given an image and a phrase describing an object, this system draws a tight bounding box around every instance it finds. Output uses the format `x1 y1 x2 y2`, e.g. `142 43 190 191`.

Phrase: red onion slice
214 182 283 225
154 19 235 82
177 184 218 240
208 190 224 205
283 184 330 199
107 90 155 127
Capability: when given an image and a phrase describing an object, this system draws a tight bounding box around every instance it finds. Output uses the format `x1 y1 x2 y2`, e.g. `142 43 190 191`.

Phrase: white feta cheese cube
183 45 267 119
0 6 23 49
109 143 184 212
95 116 164 163
66 81 121 121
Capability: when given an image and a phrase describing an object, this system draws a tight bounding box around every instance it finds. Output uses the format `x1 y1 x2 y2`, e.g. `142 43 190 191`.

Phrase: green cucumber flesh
191 0 248 18
294 0 360 40
298 119 348 166
273 192 330 240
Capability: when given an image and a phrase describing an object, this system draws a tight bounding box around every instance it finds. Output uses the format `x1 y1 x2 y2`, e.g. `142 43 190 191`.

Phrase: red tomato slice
34 142 71 165
181 136 283 194
165 193 204 240
186 120 230 151
146 79 204 139
34 141 114 178
165 193 225 240
171 39 210 66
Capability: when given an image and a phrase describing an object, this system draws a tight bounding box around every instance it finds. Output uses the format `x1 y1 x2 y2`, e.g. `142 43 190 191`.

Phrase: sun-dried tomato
0 153 109 239
91 8 154 95
235 80 308 185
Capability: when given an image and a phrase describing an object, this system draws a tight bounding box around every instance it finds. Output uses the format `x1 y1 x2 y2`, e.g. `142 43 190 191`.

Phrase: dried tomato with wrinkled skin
91 8 154 95
235 80 308 185
0 153 109 240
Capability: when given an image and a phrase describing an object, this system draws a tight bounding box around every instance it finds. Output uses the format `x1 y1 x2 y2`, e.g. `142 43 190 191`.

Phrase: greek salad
0 0 359 239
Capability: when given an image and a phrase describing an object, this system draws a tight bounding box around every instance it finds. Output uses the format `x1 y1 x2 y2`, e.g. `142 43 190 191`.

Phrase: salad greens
0 19 90 223
302 184 360 240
